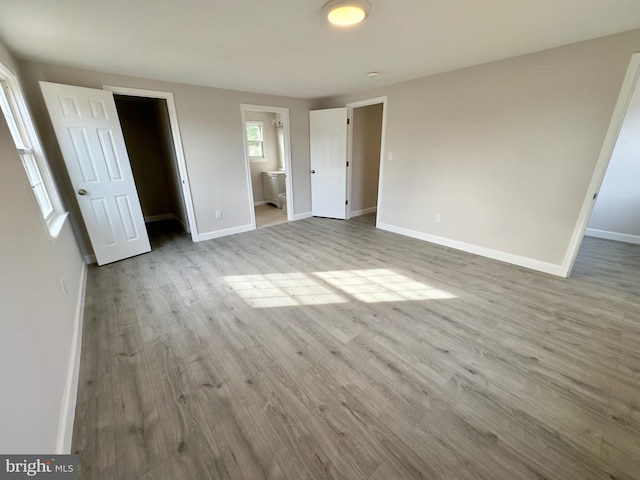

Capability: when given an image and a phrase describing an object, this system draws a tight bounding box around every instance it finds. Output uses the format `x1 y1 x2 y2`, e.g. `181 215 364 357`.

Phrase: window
0 82 53 219
246 121 265 161
0 65 65 234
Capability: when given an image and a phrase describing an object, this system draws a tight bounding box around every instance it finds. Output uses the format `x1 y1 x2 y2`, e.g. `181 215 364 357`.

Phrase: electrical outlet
435 213 442 223
215 210 222 219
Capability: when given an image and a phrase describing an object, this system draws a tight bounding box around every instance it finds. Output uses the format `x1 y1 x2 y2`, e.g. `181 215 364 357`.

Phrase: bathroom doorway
240 104 294 229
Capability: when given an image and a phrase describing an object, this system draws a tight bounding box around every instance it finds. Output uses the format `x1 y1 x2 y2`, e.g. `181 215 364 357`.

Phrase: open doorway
584 71 640 245
104 85 198 241
308 98 386 221
112 95 189 237
347 97 386 222
241 104 294 229
562 53 640 277
348 102 384 219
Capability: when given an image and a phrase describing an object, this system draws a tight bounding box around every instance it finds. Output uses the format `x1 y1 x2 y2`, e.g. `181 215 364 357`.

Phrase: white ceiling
1 0 640 99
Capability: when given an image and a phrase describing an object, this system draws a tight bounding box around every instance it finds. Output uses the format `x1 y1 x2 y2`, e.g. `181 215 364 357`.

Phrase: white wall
0 45 85 453
587 74 640 243
324 29 640 274
17 60 318 252
0 40 18 73
246 111 278 203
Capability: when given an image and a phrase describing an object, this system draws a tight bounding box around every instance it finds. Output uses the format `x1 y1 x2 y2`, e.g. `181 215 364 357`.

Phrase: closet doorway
104 86 198 240
241 104 294 229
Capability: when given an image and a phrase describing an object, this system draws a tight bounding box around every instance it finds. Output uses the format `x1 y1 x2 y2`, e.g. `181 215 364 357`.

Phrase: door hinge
346 161 349 167
593 193 598 200
347 118 350 125
346 200 348 205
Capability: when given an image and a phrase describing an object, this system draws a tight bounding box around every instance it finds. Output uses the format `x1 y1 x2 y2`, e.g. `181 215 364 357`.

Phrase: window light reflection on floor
314 269 456 303
223 269 456 308
222 272 348 308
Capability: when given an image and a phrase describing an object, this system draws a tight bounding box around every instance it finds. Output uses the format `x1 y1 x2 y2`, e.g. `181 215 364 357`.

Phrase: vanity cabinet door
262 172 285 207
262 172 273 204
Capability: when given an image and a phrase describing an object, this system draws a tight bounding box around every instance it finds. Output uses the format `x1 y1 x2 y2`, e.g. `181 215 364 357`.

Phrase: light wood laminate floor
74 214 640 479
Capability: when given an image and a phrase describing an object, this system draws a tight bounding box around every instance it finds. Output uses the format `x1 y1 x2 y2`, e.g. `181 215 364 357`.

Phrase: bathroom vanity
262 171 286 208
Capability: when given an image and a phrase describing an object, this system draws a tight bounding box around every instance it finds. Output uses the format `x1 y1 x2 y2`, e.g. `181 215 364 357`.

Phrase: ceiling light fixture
323 0 371 27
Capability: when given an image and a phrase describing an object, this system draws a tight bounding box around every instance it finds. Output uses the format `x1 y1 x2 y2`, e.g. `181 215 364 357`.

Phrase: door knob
78 189 87 195
311 170 316 174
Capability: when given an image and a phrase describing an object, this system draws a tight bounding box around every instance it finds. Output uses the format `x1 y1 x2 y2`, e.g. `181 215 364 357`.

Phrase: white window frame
246 121 265 162
0 62 67 237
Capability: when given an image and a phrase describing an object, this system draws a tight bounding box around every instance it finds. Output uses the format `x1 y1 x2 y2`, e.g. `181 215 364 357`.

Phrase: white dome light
323 0 371 27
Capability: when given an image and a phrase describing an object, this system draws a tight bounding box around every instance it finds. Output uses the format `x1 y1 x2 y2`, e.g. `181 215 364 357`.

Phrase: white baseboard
56 262 88 454
144 213 174 223
84 254 96 265
174 215 189 233
254 201 266 206
197 223 254 242
377 222 564 277
293 211 313 221
585 228 640 244
351 206 377 217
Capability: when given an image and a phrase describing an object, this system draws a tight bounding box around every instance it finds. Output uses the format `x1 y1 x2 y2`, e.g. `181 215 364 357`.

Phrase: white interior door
310 108 348 219
40 81 151 266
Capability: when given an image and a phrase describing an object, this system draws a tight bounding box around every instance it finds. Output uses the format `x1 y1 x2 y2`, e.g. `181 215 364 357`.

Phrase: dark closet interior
114 95 188 232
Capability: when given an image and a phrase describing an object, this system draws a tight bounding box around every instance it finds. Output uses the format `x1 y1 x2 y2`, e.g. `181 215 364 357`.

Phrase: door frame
102 85 199 241
240 104 294 229
345 96 388 224
560 52 640 277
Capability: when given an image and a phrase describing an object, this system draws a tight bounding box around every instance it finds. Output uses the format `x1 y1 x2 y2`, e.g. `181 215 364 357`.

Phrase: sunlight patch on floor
222 272 347 308
314 269 456 303
223 269 456 308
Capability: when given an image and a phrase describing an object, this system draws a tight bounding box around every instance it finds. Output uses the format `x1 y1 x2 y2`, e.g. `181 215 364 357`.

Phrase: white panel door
40 81 151 265
310 108 347 219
